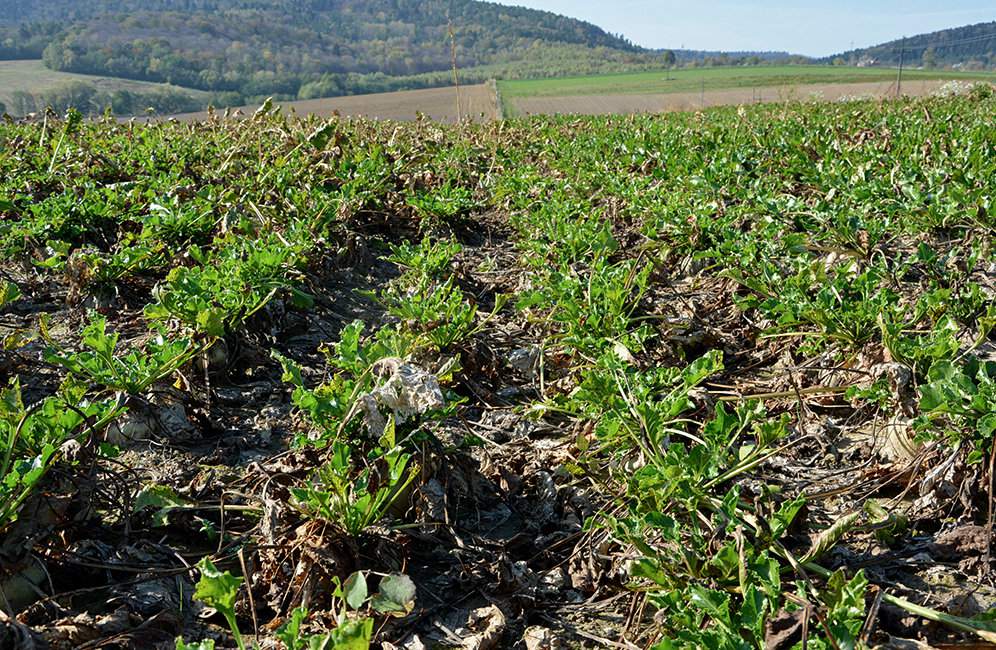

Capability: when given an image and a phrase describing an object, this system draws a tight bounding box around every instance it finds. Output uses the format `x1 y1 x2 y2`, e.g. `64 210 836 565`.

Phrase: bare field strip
169 84 498 123
508 79 959 116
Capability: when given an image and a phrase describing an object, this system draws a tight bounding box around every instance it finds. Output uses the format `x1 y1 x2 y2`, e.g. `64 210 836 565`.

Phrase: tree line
3 0 646 101
827 21 996 70
4 81 206 117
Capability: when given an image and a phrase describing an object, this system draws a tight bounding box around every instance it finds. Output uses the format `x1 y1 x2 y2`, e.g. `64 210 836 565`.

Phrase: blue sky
493 1 996 56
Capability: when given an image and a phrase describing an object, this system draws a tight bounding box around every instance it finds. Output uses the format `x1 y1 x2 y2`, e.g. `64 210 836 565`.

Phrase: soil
3 102 996 649
167 84 500 124
5 210 996 649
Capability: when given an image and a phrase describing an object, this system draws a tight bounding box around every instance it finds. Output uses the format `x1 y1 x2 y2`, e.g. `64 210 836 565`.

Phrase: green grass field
499 64 996 98
0 60 210 110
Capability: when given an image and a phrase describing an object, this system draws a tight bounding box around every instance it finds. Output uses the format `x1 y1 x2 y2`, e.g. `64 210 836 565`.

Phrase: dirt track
167 83 499 123
508 79 957 116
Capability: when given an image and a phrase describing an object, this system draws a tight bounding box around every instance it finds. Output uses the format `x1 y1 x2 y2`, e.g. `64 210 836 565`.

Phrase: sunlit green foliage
2 92 995 646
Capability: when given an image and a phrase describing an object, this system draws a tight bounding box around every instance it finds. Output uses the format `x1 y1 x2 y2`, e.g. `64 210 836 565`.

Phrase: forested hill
828 21 996 69
0 0 649 100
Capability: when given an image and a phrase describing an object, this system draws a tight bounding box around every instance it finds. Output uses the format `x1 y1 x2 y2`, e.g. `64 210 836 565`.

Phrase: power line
898 34 996 51
843 29 996 55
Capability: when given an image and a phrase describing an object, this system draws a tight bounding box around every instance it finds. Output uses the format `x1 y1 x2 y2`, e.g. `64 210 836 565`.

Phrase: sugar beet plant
496 93 996 646
501 157 836 647
275 235 482 536
0 378 122 531
2 92 996 647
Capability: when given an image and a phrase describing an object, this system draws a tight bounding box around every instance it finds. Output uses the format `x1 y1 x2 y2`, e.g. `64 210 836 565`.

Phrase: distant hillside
829 21 996 69
0 0 654 101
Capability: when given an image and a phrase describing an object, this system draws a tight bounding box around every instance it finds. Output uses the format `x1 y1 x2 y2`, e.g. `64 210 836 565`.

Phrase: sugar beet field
0 92 995 648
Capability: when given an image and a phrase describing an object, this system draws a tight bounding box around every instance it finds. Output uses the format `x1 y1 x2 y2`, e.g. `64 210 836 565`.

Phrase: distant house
856 57 877 67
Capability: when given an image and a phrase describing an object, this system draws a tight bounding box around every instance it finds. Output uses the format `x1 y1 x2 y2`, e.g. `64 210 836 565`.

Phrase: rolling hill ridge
1 1 991 115
0 0 652 101
829 21 996 69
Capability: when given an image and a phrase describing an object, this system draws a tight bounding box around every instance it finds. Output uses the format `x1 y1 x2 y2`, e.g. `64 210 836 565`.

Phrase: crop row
0 93 994 646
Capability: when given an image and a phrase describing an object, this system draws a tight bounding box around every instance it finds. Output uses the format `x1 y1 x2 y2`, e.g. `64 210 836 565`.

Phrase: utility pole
896 36 906 97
